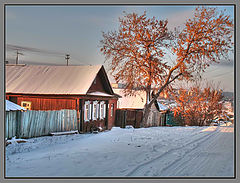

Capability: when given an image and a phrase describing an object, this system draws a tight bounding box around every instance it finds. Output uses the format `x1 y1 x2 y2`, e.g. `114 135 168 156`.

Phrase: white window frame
103 103 106 118
84 101 92 122
21 101 32 110
99 101 105 119
111 103 114 117
92 101 99 120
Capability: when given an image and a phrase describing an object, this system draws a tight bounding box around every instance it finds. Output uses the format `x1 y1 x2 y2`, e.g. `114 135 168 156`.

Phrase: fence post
5 112 8 139
15 111 21 138
123 110 127 128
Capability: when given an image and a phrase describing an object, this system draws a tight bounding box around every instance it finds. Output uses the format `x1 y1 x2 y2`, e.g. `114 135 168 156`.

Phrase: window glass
84 101 92 122
92 101 98 120
111 103 114 117
21 101 31 110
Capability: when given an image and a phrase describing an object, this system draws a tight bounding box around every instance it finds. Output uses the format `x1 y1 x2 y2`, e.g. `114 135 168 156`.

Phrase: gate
115 109 143 128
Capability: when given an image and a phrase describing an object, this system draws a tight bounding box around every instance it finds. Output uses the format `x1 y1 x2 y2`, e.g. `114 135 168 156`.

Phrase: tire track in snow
125 126 220 176
158 127 222 176
160 126 234 176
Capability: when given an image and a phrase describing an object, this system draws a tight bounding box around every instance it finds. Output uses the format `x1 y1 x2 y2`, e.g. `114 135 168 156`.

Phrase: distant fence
5 109 78 139
115 109 143 128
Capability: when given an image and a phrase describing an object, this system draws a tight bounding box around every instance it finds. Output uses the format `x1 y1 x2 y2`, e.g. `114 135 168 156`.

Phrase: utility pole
16 50 23 65
65 54 70 66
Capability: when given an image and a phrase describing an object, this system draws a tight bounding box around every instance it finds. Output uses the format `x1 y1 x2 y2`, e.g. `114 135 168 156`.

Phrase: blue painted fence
5 109 78 139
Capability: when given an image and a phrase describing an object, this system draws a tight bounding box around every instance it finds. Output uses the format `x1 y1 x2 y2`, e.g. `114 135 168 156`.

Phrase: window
93 78 96 84
111 103 114 117
21 101 32 110
84 101 92 122
99 101 106 119
92 101 99 120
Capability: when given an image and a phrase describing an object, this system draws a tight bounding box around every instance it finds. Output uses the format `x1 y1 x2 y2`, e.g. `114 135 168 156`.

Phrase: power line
6 44 87 65
7 44 65 56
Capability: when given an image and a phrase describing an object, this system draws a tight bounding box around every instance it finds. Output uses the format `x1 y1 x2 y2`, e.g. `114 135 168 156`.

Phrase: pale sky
5 5 234 92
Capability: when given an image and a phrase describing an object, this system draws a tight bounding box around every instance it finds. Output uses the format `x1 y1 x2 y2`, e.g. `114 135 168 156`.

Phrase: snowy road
6 125 234 177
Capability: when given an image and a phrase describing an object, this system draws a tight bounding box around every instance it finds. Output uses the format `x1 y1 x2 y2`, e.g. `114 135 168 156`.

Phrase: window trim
110 103 114 117
100 101 105 119
84 101 92 122
21 101 32 110
92 101 99 120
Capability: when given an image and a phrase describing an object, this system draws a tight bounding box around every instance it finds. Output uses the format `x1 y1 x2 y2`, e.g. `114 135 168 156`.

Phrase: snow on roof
6 65 103 95
6 100 26 111
87 91 115 97
157 102 169 111
113 89 146 109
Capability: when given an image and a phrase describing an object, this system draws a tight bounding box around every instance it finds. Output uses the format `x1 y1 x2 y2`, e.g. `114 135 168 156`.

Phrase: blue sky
5 5 234 92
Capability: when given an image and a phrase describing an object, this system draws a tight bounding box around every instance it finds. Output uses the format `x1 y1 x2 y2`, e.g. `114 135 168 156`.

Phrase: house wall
107 99 118 129
6 94 118 132
87 72 107 93
8 96 77 111
80 98 118 132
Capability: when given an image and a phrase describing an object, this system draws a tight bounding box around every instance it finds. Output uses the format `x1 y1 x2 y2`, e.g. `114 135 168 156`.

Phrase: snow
156 102 169 111
6 65 102 95
113 89 146 109
6 136 28 144
87 91 115 97
6 125 234 177
6 100 26 111
50 130 78 136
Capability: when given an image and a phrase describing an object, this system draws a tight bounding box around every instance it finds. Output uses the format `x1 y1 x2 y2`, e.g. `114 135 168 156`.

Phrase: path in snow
126 126 234 177
5 125 234 177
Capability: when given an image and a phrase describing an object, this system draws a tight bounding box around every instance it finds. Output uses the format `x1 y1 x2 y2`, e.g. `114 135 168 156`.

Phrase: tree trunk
141 72 183 127
141 97 156 127
141 103 151 127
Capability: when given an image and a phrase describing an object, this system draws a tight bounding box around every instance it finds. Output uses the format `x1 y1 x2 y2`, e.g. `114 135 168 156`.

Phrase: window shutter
84 103 88 122
89 103 92 120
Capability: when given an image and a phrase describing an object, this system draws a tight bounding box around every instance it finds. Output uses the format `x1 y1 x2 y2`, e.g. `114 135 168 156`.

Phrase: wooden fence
115 109 143 128
5 109 78 139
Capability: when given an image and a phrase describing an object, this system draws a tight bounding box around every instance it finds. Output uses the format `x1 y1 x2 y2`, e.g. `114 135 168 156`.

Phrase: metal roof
6 100 26 111
6 65 103 95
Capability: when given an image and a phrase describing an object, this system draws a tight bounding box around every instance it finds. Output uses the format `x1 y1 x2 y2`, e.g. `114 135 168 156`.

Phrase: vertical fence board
36 111 40 137
6 109 78 139
8 113 13 138
5 112 9 139
11 112 15 137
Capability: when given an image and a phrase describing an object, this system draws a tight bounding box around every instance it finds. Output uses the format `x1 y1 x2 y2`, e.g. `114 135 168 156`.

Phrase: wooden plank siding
115 109 143 128
107 99 117 129
87 70 108 93
16 97 77 111
7 95 118 133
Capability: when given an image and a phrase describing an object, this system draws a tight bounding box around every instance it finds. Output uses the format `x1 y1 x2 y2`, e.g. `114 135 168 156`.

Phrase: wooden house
6 64 120 133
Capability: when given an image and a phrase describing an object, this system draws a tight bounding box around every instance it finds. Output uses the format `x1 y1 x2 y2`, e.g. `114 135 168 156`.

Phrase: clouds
5 5 234 92
167 9 194 30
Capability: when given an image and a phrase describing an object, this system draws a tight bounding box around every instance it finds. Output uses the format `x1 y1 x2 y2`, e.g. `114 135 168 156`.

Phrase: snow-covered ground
6 125 234 177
